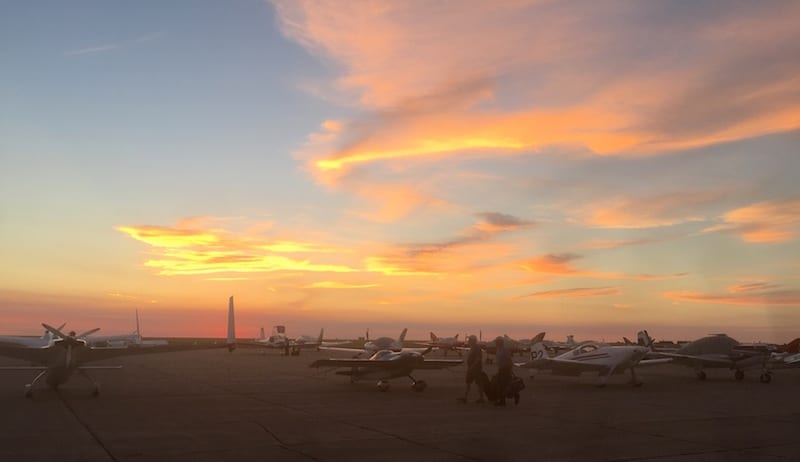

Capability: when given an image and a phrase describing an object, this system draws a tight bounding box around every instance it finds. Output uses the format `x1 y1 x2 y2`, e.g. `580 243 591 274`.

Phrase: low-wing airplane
519 331 669 387
311 348 462 392
84 309 168 348
0 297 236 397
248 326 325 355
0 322 69 348
650 333 776 383
426 332 463 355
321 328 409 357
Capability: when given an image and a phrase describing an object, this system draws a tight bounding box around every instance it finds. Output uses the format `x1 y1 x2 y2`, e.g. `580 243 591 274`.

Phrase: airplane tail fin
399 328 408 345
530 340 548 360
637 330 653 347
454 334 459 341
623 336 634 345
366 328 370 341
227 296 236 350
566 335 575 345
531 332 545 345
430 332 437 342
259 327 266 340
318 328 324 344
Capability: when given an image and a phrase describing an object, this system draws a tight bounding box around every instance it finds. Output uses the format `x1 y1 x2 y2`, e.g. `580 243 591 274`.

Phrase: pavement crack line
210 383 479 462
57 391 118 462
250 420 322 461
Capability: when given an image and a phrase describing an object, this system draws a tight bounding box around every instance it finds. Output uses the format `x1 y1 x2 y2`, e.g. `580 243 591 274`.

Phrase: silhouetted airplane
311 347 462 392
0 297 236 397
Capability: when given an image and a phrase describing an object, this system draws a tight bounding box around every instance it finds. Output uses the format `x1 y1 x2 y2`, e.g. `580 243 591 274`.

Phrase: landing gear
696 370 707 381
411 380 427 392
734 370 744 381
78 369 100 397
628 368 643 387
24 370 47 398
760 372 772 384
376 380 390 392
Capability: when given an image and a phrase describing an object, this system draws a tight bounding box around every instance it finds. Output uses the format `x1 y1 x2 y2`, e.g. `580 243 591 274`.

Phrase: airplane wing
0 344 53 364
83 342 232 362
311 358 462 369
653 353 734 368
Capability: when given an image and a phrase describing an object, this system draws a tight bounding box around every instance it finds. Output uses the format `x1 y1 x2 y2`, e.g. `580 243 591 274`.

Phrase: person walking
457 335 484 403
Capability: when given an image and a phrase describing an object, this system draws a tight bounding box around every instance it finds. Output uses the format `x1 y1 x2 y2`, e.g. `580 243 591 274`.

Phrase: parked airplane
426 332 463 355
651 333 775 383
0 297 236 397
322 328 409 357
250 326 325 355
311 347 462 392
0 323 69 348
519 331 669 387
85 309 168 348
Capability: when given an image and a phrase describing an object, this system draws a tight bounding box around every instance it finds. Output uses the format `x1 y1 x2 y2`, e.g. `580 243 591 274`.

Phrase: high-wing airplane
248 326 325 355
426 332 463 355
0 297 236 397
311 348 462 392
650 333 775 383
519 331 669 387
321 328 409 357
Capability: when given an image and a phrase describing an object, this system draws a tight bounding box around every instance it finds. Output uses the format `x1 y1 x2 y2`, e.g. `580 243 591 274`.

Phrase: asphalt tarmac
1 347 798 461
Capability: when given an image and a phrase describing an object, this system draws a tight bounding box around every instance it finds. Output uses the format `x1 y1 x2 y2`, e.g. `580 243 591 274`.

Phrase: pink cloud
704 198 800 243
274 0 800 185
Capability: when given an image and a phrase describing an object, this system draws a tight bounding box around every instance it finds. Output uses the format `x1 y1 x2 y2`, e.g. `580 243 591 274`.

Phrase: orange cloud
514 286 620 300
117 223 358 276
577 191 722 229
275 1 800 185
518 253 687 281
304 281 379 289
704 198 800 243
665 290 800 306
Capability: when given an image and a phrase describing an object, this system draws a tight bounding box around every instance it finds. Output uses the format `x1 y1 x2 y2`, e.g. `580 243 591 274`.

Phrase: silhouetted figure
494 336 512 406
457 335 484 403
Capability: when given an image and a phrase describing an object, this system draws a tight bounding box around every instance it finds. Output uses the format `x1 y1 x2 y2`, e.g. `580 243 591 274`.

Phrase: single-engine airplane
311 348 462 392
519 331 669 387
0 297 236 397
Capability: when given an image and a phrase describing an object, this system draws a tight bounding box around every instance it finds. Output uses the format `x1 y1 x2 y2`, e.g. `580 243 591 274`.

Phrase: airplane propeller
42 323 94 348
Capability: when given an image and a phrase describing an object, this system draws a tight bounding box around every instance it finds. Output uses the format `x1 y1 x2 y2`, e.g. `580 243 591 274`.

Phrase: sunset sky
1 1 799 342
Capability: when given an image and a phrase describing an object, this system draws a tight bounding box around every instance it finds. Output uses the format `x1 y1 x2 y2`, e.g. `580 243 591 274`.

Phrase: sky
1 1 799 342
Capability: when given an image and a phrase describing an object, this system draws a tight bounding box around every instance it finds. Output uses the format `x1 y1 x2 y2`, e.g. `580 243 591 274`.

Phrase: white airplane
0 297 236 397
322 328 409 357
519 331 669 387
84 309 168 348
251 326 325 355
426 332 463 355
0 322 70 348
651 333 781 383
311 348 462 392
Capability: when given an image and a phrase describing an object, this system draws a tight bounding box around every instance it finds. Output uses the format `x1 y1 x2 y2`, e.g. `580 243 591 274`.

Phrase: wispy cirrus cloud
704 198 800 243
518 253 687 281
513 286 620 300
303 281 379 289
64 31 164 57
665 285 800 306
575 191 723 229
